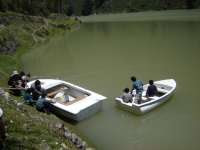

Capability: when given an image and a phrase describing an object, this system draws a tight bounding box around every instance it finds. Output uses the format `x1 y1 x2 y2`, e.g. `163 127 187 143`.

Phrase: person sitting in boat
146 80 158 98
36 92 52 113
131 76 144 104
30 80 45 101
121 88 133 103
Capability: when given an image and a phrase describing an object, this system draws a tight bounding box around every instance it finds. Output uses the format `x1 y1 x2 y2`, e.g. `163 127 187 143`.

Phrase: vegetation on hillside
0 12 87 150
0 95 78 150
0 0 200 16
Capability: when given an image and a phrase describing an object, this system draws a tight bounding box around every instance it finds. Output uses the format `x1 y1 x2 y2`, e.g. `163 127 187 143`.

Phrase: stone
61 143 68 149
57 24 67 29
55 122 64 130
0 88 5 95
64 131 72 140
0 24 5 29
81 141 87 149
39 143 51 150
17 102 24 111
3 92 10 101
71 133 78 144
86 148 95 150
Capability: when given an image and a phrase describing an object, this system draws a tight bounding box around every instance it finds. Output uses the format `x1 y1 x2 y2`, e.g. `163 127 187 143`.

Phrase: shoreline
81 9 200 22
0 12 94 150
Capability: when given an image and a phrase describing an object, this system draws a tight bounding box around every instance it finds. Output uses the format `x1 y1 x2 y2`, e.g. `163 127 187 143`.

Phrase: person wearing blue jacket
131 76 144 104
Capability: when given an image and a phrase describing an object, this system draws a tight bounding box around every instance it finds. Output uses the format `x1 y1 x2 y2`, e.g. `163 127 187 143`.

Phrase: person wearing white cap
0 108 6 149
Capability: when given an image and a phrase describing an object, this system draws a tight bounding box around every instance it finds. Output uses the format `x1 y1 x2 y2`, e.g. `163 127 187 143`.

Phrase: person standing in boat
146 80 158 98
131 76 144 104
121 88 133 103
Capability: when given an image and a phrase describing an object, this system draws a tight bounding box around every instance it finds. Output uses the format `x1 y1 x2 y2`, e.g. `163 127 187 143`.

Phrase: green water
22 12 200 150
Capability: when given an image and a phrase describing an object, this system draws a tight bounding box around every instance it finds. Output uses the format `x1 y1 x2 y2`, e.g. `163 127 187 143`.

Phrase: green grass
0 96 77 150
0 12 80 150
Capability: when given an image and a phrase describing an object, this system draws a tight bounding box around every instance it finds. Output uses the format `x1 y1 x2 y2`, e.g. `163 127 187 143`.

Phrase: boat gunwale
116 79 176 108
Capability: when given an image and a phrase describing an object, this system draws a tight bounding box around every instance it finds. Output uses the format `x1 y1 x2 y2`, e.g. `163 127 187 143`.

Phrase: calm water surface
22 15 200 150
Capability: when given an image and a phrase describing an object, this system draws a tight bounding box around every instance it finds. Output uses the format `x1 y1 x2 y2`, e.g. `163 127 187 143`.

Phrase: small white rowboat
115 79 176 114
27 79 106 121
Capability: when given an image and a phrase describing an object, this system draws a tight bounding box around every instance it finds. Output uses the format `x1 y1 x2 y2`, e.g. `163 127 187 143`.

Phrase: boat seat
157 88 168 94
58 95 87 106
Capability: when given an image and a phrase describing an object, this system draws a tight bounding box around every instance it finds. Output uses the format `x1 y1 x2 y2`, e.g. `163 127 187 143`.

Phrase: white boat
27 79 106 121
115 79 176 114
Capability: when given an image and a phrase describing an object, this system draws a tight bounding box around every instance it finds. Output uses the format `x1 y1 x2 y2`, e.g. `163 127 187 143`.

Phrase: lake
22 10 200 150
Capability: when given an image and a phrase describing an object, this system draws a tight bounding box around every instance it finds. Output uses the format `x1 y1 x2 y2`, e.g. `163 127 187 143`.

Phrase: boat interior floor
47 85 88 106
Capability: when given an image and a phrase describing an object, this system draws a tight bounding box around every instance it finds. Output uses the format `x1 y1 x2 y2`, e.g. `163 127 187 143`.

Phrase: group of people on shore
121 76 158 104
7 70 52 113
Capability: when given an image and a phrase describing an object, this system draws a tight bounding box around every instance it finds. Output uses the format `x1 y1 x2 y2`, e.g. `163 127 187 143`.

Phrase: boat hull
50 100 103 121
27 79 106 121
116 79 176 115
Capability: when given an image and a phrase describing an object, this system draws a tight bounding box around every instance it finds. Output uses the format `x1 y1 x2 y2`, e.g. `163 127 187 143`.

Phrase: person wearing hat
0 108 6 149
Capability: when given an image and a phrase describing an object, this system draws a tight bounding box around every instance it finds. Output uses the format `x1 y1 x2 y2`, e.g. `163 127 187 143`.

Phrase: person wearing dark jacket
7 70 21 96
30 80 45 101
146 80 158 97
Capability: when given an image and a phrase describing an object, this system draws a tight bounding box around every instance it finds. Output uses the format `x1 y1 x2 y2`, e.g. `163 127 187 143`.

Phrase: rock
80 141 87 150
5 41 17 53
61 143 68 149
0 24 5 29
0 88 5 96
1 47 8 53
39 143 51 150
64 126 69 132
86 148 95 150
75 137 82 148
57 24 68 30
17 102 24 111
64 131 72 140
71 133 78 144
3 92 10 101
23 123 28 130
55 122 64 130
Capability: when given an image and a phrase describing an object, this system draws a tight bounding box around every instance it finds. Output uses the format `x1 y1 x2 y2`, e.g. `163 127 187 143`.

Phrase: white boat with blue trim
27 79 106 121
115 79 176 114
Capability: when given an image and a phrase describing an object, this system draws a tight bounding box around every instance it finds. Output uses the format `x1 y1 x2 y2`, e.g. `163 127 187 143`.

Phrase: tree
94 0 106 9
0 0 8 12
67 1 74 16
186 0 196 9
82 0 94 16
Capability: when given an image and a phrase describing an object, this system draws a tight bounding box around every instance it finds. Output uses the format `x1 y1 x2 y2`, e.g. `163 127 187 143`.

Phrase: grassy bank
81 8 200 22
0 12 86 150
0 12 79 82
